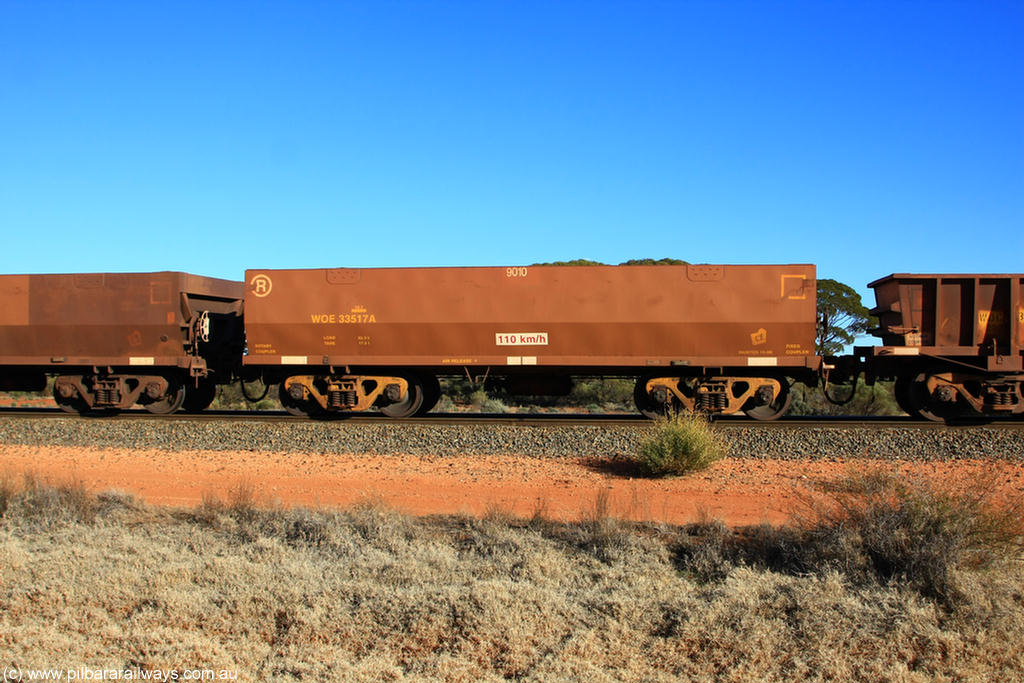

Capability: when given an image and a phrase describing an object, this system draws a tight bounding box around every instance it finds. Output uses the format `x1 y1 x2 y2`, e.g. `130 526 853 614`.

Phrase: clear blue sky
2 1 1021 310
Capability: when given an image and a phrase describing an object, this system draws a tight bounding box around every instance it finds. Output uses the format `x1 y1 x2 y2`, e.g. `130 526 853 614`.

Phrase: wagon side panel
243 264 817 371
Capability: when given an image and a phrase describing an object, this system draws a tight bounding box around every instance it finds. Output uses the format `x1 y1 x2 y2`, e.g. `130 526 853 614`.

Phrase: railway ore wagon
243 263 819 419
860 272 1024 420
0 272 244 413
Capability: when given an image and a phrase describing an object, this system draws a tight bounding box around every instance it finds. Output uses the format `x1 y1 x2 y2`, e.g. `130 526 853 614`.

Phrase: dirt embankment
3 445 1022 526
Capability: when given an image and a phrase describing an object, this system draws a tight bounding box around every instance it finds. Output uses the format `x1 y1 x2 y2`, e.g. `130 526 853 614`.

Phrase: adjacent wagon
0 272 244 413
858 273 1024 420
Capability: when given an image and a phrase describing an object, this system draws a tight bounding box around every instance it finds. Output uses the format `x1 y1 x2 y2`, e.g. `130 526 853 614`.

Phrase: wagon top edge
868 273 1024 287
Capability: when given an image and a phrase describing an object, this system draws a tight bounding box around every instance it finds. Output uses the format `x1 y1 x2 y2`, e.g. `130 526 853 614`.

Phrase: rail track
1 406 1022 430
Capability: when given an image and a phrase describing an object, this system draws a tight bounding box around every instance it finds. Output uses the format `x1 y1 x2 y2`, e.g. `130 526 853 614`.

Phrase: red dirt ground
3 445 1023 526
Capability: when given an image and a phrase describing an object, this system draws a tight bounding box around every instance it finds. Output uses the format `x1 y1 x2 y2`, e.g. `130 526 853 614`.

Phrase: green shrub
469 388 488 408
567 378 634 409
459 388 510 413
634 414 726 476
432 394 456 413
788 380 901 416
210 380 278 410
481 397 509 413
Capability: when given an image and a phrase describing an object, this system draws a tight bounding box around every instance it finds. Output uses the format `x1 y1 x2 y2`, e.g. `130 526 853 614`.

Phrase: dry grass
0 470 97 527
0 470 15 517
797 467 1024 603
2 471 1023 682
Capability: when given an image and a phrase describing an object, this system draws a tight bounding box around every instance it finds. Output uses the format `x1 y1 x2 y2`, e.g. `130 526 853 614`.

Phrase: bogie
898 370 1024 423
277 374 423 417
634 375 792 420
50 374 187 414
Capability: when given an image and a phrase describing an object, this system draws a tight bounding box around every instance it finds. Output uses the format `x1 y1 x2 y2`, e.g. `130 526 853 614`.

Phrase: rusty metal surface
0 272 243 369
869 273 1024 366
243 264 818 372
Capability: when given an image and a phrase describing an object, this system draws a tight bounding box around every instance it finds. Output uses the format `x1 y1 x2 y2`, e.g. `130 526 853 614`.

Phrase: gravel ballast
1 415 1022 461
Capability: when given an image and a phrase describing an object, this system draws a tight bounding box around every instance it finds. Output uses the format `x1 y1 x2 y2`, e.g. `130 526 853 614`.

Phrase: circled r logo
250 274 273 297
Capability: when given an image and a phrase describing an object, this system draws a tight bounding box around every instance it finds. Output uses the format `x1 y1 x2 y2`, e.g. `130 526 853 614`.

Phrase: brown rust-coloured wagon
243 263 819 418
0 272 244 413
858 273 1024 420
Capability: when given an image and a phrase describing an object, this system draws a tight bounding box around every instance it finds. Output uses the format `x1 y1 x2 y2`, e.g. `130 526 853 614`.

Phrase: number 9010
506 267 528 278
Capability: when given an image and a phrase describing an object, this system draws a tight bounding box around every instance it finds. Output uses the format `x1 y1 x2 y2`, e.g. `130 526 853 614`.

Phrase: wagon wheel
182 379 218 413
278 382 323 417
414 374 441 416
893 376 922 419
634 377 669 420
143 378 186 415
53 381 91 415
743 381 792 421
906 374 964 423
380 375 424 418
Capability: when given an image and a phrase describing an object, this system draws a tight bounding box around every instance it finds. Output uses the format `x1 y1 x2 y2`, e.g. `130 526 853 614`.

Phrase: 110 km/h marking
496 332 549 346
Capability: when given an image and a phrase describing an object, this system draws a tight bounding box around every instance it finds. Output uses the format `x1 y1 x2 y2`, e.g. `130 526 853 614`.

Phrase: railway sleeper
640 376 788 420
282 374 411 414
